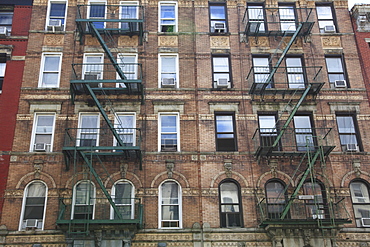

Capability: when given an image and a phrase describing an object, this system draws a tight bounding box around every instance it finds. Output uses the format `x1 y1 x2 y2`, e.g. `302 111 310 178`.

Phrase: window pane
161 57 176 73
81 115 99 129
162 205 179 220
325 58 343 72
44 56 60 71
213 57 229 72
0 63 6 77
161 5 175 19
114 182 132 204
294 116 312 130
50 3 66 17
36 116 54 133
0 13 13 25
161 115 177 132
220 182 239 204
317 6 333 19
90 5 105 18
266 182 285 203
161 182 179 204
216 115 233 133
248 6 264 20
350 182 370 203
210 6 225 19
337 116 355 133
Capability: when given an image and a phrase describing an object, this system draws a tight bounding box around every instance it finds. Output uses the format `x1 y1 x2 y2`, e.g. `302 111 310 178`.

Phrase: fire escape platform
255 145 334 158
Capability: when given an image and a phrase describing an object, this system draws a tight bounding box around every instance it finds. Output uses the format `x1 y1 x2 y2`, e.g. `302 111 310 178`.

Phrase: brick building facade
0 0 33 221
1 0 370 246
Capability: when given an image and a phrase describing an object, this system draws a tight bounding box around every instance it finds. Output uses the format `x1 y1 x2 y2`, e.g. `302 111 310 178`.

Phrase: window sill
209 32 230 36
158 32 179 36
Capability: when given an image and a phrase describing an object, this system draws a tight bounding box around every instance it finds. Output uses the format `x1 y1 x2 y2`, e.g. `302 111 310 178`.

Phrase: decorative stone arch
210 171 248 188
104 171 143 189
151 171 189 188
341 170 370 188
294 172 333 189
256 170 293 189
16 172 56 190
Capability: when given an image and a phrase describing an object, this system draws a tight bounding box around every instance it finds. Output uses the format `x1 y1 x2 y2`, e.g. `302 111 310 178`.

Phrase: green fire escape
57 4 145 236
244 6 351 228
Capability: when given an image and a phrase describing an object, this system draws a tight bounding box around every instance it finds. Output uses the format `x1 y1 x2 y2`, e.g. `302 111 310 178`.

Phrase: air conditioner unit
47 19 63 31
0 27 8 37
334 80 347 88
84 73 99 80
161 78 175 87
214 22 226 33
324 25 335 33
359 16 367 23
34 143 47 152
25 219 38 228
361 218 370 227
298 195 315 200
346 143 358 152
216 78 229 88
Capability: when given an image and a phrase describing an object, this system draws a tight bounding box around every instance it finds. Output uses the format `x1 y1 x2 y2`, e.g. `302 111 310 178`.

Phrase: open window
159 181 182 228
209 2 227 33
19 181 47 230
325 56 348 88
219 180 243 227
46 0 67 31
0 7 13 36
159 2 177 32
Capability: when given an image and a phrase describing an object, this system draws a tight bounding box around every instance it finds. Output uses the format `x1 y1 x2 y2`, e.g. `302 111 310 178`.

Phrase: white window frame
158 53 179 88
77 113 100 147
45 0 68 31
119 1 139 30
110 180 135 220
29 113 56 152
0 61 6 93
158 113 180 152
71 181 96 220
114 112 136 147
158 180 182 229
88 0 107 29
158 1 178 32
19 181 48 231
116 53 138 88
38 53 62 88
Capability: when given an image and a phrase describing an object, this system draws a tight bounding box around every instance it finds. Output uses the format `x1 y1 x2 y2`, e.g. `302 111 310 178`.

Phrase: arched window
350 180 370 227
265 180 287 219
302 181 327 219
219 180 243 227
159 181 182 228
72 181 95 220
111 180 135 219
19 181 47 230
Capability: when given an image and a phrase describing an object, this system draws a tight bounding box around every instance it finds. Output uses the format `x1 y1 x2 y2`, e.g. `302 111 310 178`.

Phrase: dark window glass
215 113 237 151
266 180 287 219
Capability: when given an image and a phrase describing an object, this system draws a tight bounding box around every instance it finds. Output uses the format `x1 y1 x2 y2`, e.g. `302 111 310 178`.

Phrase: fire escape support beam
279 148 321 220
79 151 123 220
88 23 128 82
85 84 126 147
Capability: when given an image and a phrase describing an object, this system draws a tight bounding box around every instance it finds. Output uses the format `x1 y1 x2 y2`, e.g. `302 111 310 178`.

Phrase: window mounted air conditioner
346 143 358 152
216 78 229 88
334 80 347 88
361 218 370 227
298 195 315 200
214 22 226 33
25 219 38 228
47 19 63 31
34 143 47 152
0 27 8 37
359 16 367 23
324 25 335 33
161 78 175 87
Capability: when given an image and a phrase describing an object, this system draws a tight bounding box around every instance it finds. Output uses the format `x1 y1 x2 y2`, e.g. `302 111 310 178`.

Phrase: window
30 114 56 152
159 54 178 88
83 53 104 87
286 57 305 88
114 113 136 147
258 114 280 150
212 55 231 88
219 180 243 227
46 1 67 31
159 181 182 228
293 115 315 151
159 113 179 152
111 180 135 219
0 9 13 35
247 4 266 33
78 114 100 147
159 2 177 32
120 1 139 31
325 56 347 88
350 180 370 227
0 59 6 92
38 53 62 88
19 181 47 230
117 53 138 88
72 181 95 220
215 113 237 151
316 5 336 33
266 180 287 219
252 56 272 88
336 114 361 152
209 3 227 33
302 181 328 219
88 1 106 29
278 4 296 32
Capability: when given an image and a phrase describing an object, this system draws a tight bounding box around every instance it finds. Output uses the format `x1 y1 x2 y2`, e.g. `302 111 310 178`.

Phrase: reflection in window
0 11 13 34
258 115 280 150
114 114 136 147
0 60 5 91
303 181 327 219
111 181 135 219
266 180 287 219
120 1 139 31
316 5 336 33
212 56 231 88
336 115 360 151
215 113 237 151
247 5 265 33
325 56 346 87
78 114 100 147
89 2 106 29
253 56 272 88
160 181 181 228
39 53 62 88
278 5 296 32
160 114 179 152
159 54 178 87
31 114 55 152
350 180 370 227
294 115 315 151
219 181 243 227
209 3 227 33
286 57 305 88
73 181 95 220
159 2 177 32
